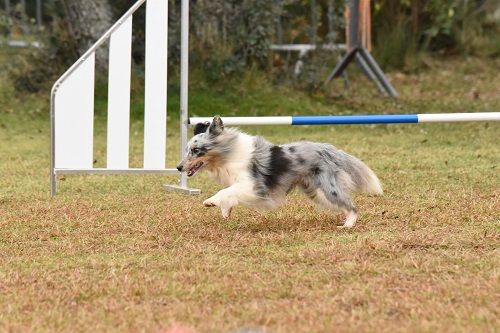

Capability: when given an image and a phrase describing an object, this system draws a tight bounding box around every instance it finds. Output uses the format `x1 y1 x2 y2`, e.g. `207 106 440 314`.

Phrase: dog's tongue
187 166 198 177
187 162 203 177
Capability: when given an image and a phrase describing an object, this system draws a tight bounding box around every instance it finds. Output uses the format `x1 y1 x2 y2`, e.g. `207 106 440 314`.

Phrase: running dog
176 116 382 228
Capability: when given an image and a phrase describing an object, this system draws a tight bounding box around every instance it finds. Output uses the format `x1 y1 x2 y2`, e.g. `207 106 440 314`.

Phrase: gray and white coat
177 116 382 227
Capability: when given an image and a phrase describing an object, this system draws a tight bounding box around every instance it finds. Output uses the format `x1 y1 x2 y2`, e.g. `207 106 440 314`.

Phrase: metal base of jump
163 184 201 195
325 47 399 98
190 113 500 126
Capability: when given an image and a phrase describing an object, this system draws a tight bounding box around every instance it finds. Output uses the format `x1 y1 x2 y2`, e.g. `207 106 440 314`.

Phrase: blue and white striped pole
189 112 500 126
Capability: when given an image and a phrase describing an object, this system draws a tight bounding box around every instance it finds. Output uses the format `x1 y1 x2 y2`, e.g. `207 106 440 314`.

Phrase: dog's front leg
203 185 242 218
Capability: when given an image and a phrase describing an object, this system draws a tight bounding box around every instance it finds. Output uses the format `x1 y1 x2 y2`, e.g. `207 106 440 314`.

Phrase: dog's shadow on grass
217 205 348 234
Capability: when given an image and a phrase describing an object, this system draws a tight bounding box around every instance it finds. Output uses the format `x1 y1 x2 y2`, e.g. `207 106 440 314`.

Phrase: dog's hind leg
318 189 358 228
322 173 359 228
300 174 359 228
299 179 340 211
339 208 358 228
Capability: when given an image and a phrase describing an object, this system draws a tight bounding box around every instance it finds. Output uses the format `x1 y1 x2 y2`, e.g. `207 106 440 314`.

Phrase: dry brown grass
0 57 499 332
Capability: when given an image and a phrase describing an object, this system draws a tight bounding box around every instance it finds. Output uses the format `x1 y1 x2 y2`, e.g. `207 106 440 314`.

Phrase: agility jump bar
189 112 500 126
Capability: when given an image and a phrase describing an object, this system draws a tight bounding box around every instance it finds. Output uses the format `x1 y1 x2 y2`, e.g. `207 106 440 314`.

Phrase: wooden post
346 0 372 51
360 0 372 51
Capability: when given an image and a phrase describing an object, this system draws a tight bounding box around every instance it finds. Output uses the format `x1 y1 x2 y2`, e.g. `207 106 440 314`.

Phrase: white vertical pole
50 81 56 196
144 0 169 169
107 16 133 169
179 0 189 188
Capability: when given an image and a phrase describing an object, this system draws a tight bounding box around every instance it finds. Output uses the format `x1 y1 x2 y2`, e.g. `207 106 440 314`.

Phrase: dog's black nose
176 165 183 172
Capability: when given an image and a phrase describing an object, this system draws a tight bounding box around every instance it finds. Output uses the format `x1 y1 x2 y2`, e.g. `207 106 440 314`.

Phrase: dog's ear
209 115 224 136
193 121 210 135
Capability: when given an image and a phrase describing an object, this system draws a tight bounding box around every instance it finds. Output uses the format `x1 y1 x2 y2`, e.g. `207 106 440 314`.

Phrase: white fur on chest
208 133 255 188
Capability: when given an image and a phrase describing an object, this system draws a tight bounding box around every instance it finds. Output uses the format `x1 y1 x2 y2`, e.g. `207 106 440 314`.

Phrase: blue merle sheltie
176 116 382 228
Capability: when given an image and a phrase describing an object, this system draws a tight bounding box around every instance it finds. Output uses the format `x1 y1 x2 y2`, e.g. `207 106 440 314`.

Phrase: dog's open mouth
187 161 204 177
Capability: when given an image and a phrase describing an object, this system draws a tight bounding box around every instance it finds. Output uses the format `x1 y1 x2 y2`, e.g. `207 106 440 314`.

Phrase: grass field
0 57 499 333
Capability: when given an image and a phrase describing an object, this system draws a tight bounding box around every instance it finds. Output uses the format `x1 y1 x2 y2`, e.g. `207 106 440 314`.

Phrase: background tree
62 0 113 67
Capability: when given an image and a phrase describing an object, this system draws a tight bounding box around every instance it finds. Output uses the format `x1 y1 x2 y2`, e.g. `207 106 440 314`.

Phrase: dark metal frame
324 0 398 98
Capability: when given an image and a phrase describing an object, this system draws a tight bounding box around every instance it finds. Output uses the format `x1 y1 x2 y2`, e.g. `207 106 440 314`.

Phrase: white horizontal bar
190 116 293 126
191 113 500 127
0 40 41 48
418 112 500 123
55 168 178 175
270 43 346 52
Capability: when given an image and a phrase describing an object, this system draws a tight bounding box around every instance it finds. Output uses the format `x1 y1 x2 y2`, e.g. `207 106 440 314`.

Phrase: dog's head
176 116 227 177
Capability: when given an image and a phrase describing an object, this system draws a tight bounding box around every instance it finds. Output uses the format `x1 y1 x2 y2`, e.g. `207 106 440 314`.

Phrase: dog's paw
203 199 217 207
221 206 233 219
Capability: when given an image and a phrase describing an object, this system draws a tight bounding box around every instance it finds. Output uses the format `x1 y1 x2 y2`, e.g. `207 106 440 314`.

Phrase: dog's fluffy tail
347 155 383 195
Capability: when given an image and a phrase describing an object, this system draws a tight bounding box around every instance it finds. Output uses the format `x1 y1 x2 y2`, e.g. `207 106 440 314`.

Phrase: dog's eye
192 148 199 154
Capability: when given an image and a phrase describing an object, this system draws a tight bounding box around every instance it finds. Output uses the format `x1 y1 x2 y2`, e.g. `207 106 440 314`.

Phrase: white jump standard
50 0 199 196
